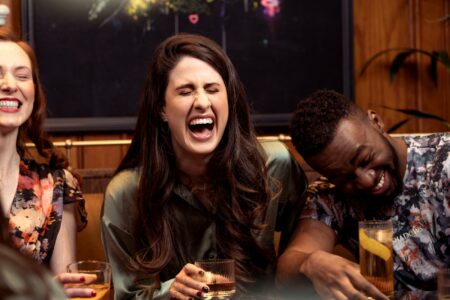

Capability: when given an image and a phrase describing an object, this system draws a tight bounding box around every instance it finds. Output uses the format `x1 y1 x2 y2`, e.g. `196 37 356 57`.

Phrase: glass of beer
438 268 450 300
67 260 111 300
195 259 236 299
359 220 393 298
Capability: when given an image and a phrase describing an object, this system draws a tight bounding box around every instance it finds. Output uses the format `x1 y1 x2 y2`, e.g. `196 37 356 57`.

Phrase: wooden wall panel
0 0 20 35
354 0 419 133
50 133 131 170
78 133 130 169
354 0 450 134
49 134 82 169
415 0 450 133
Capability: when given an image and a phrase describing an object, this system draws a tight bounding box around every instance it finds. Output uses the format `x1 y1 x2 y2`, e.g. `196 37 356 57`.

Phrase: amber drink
438 269 450 300
195 259 235 299
359 220 393 298
67 260 112 300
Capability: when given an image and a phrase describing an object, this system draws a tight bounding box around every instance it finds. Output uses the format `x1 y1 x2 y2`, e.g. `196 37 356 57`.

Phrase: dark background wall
22 0 352 130
0 0 448 170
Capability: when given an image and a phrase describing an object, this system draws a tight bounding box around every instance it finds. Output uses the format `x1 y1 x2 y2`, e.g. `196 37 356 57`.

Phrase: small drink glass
195 259 236 299
359 220 393 299
67 260 112 300
438 268 450 300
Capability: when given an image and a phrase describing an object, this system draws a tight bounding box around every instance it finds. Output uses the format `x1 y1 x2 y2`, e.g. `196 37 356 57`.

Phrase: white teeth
374 171 385 190
0 100 19 109
190 118 213 126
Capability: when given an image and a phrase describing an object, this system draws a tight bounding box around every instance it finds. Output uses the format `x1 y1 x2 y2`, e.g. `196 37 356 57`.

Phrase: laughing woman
0 29 95 298
101 34 307 299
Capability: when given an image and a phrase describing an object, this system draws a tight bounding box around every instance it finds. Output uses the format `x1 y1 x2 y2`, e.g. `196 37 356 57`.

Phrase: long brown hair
0 29 68 169
117 34 272 284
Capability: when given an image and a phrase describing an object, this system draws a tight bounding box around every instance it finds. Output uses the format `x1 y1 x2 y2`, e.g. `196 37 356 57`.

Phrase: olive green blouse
101 140 307 299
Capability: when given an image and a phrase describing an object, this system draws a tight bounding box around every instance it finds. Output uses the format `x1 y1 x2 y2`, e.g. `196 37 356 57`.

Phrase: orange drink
359 220 393 299
67 260 112 300
195 259 236 299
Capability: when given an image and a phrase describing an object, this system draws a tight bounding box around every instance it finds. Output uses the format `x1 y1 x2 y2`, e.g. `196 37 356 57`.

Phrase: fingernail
79 276 85 282
197 291 202 297
198 270 204 276
91 290 97 297
202 286 209 292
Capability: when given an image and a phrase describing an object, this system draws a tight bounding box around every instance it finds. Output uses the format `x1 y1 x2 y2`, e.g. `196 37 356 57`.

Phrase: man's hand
301 250 389 300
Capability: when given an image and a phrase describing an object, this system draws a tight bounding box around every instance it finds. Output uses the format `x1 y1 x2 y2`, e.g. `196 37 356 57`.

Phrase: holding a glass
359 220 394 299
66 260 112 300
195 259 236 299
438 269 450 300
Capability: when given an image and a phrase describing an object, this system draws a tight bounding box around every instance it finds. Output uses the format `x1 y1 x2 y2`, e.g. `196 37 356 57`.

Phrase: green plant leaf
387 118 410 133
427 14 450 23
359 48 408 77
360 48 449 83
389 50 416 82
429 52 438 85
383 106 450 128
436 51 450 70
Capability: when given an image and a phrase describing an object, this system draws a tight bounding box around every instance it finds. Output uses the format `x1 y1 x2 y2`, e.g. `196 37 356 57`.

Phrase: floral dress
8 158 86 266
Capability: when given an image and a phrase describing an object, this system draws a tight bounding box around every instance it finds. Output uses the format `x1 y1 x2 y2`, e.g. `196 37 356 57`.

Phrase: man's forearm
276 250 311 286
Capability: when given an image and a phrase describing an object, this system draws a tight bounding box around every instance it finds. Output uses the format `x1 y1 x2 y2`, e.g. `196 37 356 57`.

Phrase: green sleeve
101 169 174 299
261 140 308 253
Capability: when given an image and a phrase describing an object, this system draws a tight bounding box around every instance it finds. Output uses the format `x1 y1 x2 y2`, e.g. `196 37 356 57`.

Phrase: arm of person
101 206 168 299
50 203 77 275
51 169 96 298
51 203 96 298
277 219 388 300
261 140 308 253
276 219 337 284
101 169 178 299
102 171 210 299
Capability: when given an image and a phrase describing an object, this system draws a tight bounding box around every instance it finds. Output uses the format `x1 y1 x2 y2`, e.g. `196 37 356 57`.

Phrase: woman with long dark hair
101 33 307 299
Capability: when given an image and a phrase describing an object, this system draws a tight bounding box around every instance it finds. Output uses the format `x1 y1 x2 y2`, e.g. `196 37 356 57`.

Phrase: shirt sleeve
261 140 308 253
300 178 347 238
62 169 87 231
101 169 173 299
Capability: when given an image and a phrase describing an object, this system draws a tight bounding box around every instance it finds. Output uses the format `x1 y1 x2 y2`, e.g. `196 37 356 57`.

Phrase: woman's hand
302 250 389 300
169 263 210 300
54 272 97 298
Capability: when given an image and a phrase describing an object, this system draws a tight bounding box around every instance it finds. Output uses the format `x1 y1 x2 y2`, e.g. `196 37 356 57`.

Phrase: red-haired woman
0 28 94 298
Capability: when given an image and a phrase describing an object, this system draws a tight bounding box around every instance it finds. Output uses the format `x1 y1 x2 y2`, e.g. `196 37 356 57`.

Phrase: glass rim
67 260 112 272
358 220 392 225
194 258 235 264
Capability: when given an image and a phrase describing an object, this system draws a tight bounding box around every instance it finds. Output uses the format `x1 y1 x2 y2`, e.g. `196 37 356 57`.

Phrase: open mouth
0 99 21 109
188 117 215 135
373 170 385 192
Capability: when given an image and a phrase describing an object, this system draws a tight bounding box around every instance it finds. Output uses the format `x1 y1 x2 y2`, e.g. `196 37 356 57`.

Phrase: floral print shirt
8 158 86 266
300 133 450 291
